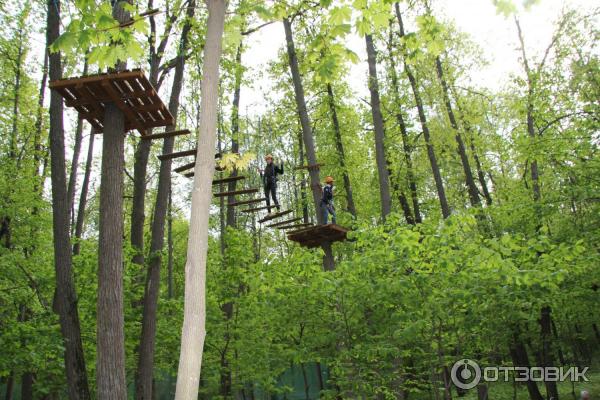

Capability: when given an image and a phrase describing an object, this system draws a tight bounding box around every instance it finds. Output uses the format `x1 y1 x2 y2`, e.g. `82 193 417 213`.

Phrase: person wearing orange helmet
320 176 336 224
258 154 284 213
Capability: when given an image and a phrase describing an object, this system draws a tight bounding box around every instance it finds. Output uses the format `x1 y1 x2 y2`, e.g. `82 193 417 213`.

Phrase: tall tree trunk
96 3 130 398
21 372 34 400
509 341 544 400
131 137 152 266
470 139 492 206
515 18 541 205
540 307 559 400
10 29 23 159
395 3 450 219
4 372 14 400
136 3 195 399
73 129 95 256
97 104 127 398
448 84 493 207
174 1 227 398
434 57 480 208
67 61 89 230
386 29 421 223
283 17 334 270
326 84 357 217
226 42 243 228
167 185 174 299
297 126 309 224
365 34 392 221
130 18 165 267
46 1 91 398
34 49 49 179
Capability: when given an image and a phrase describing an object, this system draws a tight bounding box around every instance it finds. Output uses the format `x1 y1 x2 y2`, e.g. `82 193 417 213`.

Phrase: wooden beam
141 129 191 140
65 88 156 106
267 217 302 228
48 69 145 89
130 102 167 112
159 149 197 161
173 152 223 169
228 198 266 207
277 223 313 230
174 161 197 173
258 210 293 223
212 176 246 185
240 205 271 213
100 80 146 134
213 188 258 198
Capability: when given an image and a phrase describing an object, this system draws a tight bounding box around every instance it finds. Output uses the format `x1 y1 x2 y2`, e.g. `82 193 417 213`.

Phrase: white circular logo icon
451 359 481 390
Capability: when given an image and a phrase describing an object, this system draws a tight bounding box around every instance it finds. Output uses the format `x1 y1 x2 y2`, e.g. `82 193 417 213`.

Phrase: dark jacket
321 184 334 205
262 163 284 186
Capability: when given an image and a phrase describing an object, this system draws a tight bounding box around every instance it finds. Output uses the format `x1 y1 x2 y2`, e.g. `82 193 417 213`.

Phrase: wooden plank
65 88 157 107
174 161 197 173
213 188 258 198
240 205 272 213
159 149 197 161
130 102 165 112
277 223 313 230
228 198 266 207
100 80 146 134
267 217 302 228
49 69 145 89
258 210 292 223
141 129 191 141
212 176 246 185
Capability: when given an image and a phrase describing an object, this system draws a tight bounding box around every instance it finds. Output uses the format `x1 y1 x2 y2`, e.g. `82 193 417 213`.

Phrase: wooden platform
258 210 292 223
49 69 173 135
287 224 349 248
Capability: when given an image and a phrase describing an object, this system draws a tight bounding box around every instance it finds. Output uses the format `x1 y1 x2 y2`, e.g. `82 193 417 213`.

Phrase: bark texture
395 3 450 219
135 2 195 398
365 33 392 220
284 17 334 270
46 0 91 398
73 130 95 256
326 84 356 217
96 2 131 397
174 1 227 398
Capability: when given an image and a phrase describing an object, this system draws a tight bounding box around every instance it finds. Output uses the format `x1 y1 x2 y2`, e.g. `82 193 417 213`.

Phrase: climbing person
259 154 284 214
321 176 336 224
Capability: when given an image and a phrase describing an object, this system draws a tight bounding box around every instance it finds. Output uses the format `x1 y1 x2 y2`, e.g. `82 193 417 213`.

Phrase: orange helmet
325 176 334 184
265 154 273 161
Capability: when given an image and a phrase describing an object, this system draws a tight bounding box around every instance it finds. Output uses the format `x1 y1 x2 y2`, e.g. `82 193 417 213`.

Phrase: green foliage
51 1 148 69
1 0 599 398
